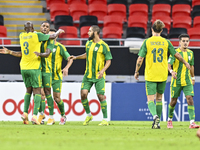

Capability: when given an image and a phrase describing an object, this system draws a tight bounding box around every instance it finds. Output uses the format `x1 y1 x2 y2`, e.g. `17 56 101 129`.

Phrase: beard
88 32 95 41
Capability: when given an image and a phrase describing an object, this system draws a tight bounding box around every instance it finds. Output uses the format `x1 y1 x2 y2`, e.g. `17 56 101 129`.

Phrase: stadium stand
109 0 127 5
79 15 98 28
126 27 145 38
131 0 150 6
80 26 90 38
0 25 11 45
188 28 200 46
103 15 123 29
69 3 88 22
152 4 171 18
128 15 148 33
173 16 191 28
172 0 191 5
67 0 86 5
54 15 73 30
193 16 200 28
129 4 148 17
172 4 191 18
88 4 107 22
103 27 122 39
154 0 171 5
0 15 4 25
46 0 65 10
191 5 200 18
88 0 107 5
192 0 200 7
107 4 127 22
169 27 187 46
50 3 69 22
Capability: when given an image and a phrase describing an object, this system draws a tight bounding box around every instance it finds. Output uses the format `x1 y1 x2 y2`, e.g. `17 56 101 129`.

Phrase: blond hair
152 19 165 33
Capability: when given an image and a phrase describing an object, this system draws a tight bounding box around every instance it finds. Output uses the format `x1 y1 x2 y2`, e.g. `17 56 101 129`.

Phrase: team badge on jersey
52 48 56 53
94 47 98 51
188 56 191 61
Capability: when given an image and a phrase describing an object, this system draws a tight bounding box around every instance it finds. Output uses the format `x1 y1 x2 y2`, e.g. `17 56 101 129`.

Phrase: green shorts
21 69 42 88
52 79 62 93
81 76 105 95
41 72 52 88
145 81 167 95
170 84 194 98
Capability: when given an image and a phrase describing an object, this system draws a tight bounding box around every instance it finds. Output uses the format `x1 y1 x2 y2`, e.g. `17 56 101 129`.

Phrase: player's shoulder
175 48 181 52
57 42 66 49
187 49 193 53
100 39 109 47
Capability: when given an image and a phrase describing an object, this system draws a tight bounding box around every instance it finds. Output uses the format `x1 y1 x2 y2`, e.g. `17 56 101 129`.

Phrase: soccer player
0 21 64 124
167 34 199 129
68 25 112 126
134 20 191 129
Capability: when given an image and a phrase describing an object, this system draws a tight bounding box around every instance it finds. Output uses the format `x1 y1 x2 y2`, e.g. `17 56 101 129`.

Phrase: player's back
20 32 41 70
145 36 170 82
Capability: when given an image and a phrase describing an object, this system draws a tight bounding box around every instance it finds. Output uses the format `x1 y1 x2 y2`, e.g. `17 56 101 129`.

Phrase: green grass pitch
0 121 199 150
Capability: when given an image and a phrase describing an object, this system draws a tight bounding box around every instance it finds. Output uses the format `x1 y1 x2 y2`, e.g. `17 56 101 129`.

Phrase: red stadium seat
0 26 11 45
80 26 90 38
152 4 171 18
67 0 86 5
193 16 200 28
50 4 69 22
89 4 107 22
129 4 148 17
128 15 148 33
46 0 65 10
151 16 171 31
58 26 80 45
192 0 200 7
103 27 122 38
88 0 107 5
172 4 191 18
173 16 191 29
188 28 200 46
103 15 123 29
107 4 126 22
69 4 88 21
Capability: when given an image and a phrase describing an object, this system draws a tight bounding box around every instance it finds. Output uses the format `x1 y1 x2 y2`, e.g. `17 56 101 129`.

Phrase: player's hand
171 71 177 79
34 52 40 57
192 79 195 86
134 72 139 80
97 70 104 79
185 62 191 70
197 129 200 139
0 46 9 54
68 55 76 60
58 29 65 34
62 68 69 77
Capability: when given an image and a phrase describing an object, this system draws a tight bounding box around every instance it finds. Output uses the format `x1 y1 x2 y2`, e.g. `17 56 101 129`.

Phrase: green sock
56 100 65 116
148 101 157 117
46 94 54 115
81 99 90 114
188 105 195 120
168 104 175 119
100 101 107 119
33 94 41 115
156 101 162 119
23 93 31 113
39 99 45 113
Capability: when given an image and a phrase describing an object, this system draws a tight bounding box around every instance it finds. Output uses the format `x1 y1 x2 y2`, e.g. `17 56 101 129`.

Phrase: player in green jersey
167 34 199 129
0 21 64 125
69 25 112 126
134 20 191 129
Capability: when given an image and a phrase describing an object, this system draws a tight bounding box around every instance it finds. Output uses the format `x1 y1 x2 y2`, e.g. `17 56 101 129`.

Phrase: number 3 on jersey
23 41 29 55
151 48 163 63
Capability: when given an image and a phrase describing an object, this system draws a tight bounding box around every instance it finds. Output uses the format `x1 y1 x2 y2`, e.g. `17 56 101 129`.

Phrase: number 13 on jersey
151 48 163 63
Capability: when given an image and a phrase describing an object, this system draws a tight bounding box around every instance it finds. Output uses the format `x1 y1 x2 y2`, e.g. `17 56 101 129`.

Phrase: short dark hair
91 25 100 35
41 21 50 26
49 28 57 32
152 19 165 33
178 34 190 41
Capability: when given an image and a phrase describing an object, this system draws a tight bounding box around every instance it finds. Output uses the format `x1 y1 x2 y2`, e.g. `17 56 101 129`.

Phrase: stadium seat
79 15 98 28
46 0 65 10
188 28 200 46
172 0 191 5
107 4 126 22
80 26 90 38
193 16 200 28
126 27 145 38
88 0 107 5
103 15 123 29
191 5 200 18
109 0 127 5
88 4 107 22
154 0 171 5
103 27 122 38
54 15 73 30
151 16 171 31
58 26 80 45
152 4 171 18
50 3 69 22
131 0 150 6
129 4 148 17
0 26 11 45
172 4 191 18
173 16 191 29
128 15 148 33
192 0 200 7
169 27 187 46
67 0 86 5
0 15 4 25
69 4 88 22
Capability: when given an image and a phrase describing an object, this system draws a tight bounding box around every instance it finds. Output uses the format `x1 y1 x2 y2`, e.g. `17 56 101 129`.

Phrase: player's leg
81 76 93 126
145 81 159 129
38 88 46 124
183 85 199 128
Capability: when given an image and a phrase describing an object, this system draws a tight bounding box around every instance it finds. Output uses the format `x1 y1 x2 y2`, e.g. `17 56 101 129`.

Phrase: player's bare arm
190 65 195 85
134 56 144 80
62 58 73 77
69 53 87 60
168 64 177 79
48 29 65 39
174 52 190 70
34 48 51 58
0 46 22 57
98 59 111 79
